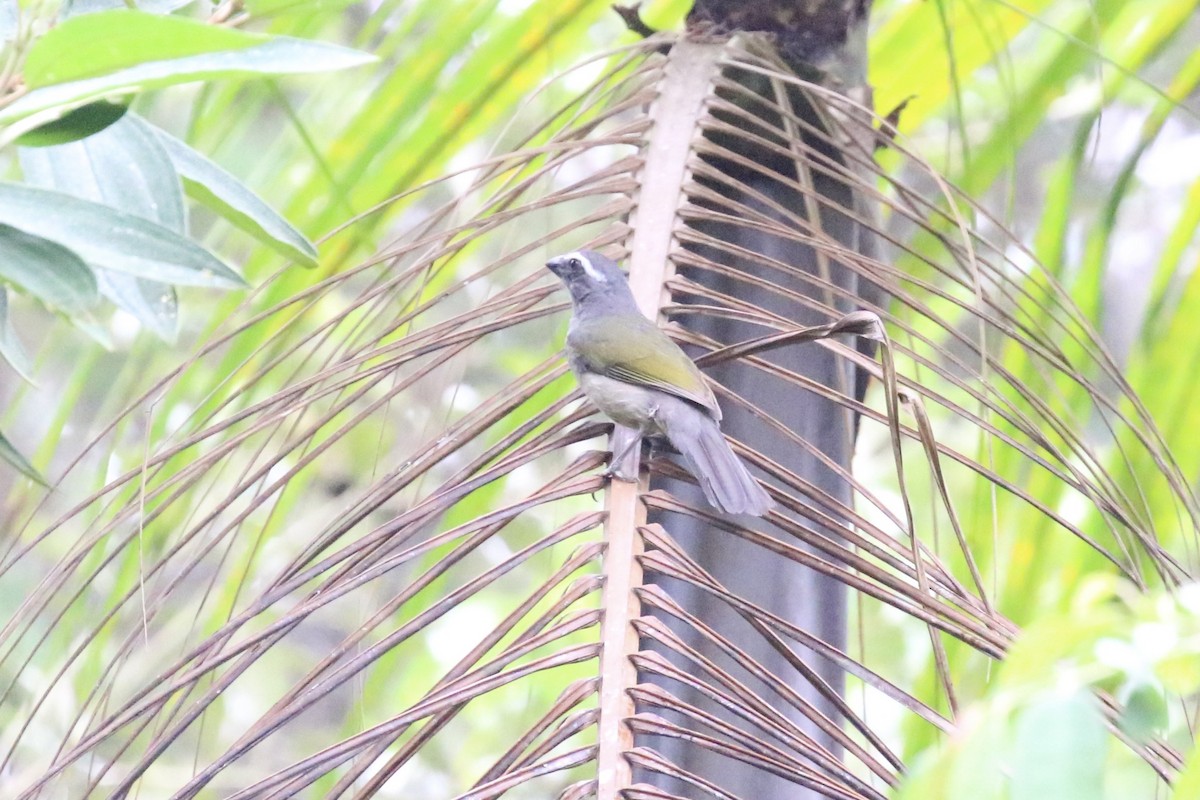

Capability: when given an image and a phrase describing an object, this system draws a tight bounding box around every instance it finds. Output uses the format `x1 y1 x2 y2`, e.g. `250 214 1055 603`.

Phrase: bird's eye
567 258 581 269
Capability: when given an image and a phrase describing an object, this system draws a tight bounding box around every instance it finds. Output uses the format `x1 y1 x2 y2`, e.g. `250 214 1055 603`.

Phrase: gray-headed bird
546 249 772 516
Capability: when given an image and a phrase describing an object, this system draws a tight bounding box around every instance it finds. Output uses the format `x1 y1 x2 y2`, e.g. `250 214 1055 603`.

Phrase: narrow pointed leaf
0 429 45 484
0 184 244 288
14 101 128 147
0 224 99 312
0 288 33 381
152 122 318 266
22 10 358 85
1 11 376 125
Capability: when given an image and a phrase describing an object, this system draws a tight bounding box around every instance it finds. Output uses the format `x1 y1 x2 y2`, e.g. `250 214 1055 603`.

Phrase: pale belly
577 372 667 436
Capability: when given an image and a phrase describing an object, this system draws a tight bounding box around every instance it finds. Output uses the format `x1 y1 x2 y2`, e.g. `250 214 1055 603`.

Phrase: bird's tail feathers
662 403 773 517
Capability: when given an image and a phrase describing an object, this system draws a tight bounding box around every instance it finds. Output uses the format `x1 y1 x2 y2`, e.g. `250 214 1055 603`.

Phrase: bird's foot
601 464 639 483
606 425 643 483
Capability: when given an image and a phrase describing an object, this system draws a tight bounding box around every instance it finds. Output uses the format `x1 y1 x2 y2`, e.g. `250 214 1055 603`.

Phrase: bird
546 249 773 516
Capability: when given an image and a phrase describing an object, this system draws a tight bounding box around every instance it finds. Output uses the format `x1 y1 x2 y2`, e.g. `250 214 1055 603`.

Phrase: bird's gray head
545 250 638 316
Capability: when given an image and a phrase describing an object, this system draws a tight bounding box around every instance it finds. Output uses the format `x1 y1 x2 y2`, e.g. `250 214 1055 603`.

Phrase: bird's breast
576 371 667 436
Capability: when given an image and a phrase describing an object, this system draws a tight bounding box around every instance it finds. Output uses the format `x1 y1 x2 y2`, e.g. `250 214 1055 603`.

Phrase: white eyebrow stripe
573 251 607 283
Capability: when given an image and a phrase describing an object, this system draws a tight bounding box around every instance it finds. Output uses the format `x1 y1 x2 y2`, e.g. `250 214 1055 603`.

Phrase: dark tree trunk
688 0 871 69
643 2 877 798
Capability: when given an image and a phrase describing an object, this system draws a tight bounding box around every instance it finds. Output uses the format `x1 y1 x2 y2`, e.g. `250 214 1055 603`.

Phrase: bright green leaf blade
0 428 45 484
1174 744 1200 800
25 11 266 85
1144 173 1200 338
151 121 318 266
1 12 376 125
1011 691 1108 800
0 183 244 288
0 224 99 312
0 288 33 381
13 101 128 147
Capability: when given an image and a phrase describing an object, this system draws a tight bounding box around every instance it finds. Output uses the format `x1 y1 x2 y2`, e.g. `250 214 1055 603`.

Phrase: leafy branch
0 2 373 478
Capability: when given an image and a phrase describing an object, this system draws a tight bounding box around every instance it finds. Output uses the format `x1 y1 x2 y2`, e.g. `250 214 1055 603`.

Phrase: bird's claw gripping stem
606 425 643 483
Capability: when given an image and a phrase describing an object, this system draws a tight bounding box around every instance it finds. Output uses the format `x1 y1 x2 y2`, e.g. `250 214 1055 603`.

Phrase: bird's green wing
570 316 721 420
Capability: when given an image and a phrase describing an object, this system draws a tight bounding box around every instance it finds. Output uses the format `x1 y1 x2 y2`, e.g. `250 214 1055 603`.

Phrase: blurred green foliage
0 0 1197 794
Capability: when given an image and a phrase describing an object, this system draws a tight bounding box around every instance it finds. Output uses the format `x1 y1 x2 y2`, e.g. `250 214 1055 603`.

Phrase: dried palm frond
0 31 1193 800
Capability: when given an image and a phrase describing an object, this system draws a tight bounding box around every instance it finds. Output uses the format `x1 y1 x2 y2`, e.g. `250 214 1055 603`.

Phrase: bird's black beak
545 256 565 277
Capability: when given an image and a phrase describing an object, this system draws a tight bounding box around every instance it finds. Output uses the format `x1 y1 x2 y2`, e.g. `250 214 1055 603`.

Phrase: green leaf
0 11 375 125
22 123 185 341
895 712 1007 800
13 101 128 147
1011 690 1108 800
1174 745 1200 800
0 224 99 313
25 12 265 85
0 428 45 484
1117 682 1168 742
150 121 319 266
20 113 195 340
0 288 33 381
95 271 179 342
19 114 186 234
0 183 244 288
1158 646 1200 693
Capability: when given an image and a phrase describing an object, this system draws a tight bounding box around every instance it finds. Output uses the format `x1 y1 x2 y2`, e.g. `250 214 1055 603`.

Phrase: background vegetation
0 0 1198 797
